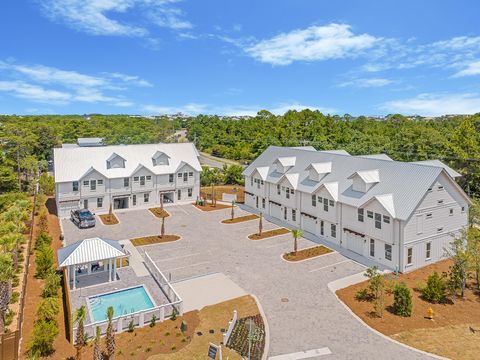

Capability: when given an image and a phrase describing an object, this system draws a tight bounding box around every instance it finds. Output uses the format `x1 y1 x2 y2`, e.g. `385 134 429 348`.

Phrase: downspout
398 220 403 273
339 202 343 246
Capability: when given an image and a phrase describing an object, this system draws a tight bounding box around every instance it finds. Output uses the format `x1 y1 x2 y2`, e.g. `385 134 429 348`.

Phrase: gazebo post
108 258 112 282
113 258 117 282
72 264 76 290
87 261 91 275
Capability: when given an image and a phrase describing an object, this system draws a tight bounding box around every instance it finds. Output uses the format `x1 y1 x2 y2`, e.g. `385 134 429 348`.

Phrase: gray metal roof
243 146 466 221
57 237 125 267
410 160 461 178
77 137 105 147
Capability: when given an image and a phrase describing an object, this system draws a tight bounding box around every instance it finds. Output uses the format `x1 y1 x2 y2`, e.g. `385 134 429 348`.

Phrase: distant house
243 146 471 272
54 142 201 217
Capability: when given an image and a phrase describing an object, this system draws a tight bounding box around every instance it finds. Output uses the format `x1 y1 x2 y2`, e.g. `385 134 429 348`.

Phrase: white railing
74 253 183 339
223 310 238 345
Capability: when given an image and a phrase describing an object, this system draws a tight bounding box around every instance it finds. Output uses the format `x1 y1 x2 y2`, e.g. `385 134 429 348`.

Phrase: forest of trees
0 110 479 197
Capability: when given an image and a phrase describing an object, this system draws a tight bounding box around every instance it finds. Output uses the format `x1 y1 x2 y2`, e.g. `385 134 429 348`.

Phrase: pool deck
70 266 170 324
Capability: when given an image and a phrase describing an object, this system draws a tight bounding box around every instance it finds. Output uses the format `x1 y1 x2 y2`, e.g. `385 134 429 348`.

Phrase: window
367 210 373 219
311 194 316 207
124 177 129 187
183 173 188 182
427 187 433 192
291 189 294 194
426 213 432 219
133 195 137 206
426 242 431 260
140 176 145 186
286 188 290 199
134 176 139 182
358 209 364 222
97 198 103 208
437 199 444 205
449 208 454 216
292 209 296 222
385 244 392 261
277 185 280 195
189 172 193 177
144 193 149 202
97 179 103 185
329 200 334 207
461 206 465 213
188 188 193 197
331 224 336 238
407 247 413 265
72 181 79 192
177 189 181 200
251 177 254 187
437 227 443 232
178 173 182 178
83 180 89 186
324 201 329 212
320 221 324 235
370 239 375 257
284 207 287 220
438 185 444 191
318 196 323 204
261 180 264 185
383 215 390 224
262 198 266 209
90 180 96 191
169 174 174 183
375 213 381 229
256 196 259 208
146 175 151 181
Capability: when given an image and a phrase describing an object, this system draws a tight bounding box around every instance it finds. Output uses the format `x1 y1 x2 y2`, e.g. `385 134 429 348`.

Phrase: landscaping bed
226 314 265 360
99 213 119 225
201 185 245 203
248 228 290 240
149 207 171 218
131 235 181 246
193 203 231 212
283 245 332 262
222 214 259 224
336 259 480 359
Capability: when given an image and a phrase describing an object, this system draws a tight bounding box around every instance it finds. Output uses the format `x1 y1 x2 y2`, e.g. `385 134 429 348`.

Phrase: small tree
291 229 303 255
392 282 413 317
35 244 55 279
467 227 480 290
445 231 469 297
258 212 263 236
42 272 61 298
75 305 87 360
27 319 59 358
106 306 116 359
421 272 447 303
231 200 235 220
161 216 165 238
93 326 102 360
160 193 164 211
108 203 113 223
365 266 386 317
37 297 60 322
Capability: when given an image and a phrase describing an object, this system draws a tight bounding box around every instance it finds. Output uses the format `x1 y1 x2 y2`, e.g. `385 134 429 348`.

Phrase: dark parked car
70 209 96 228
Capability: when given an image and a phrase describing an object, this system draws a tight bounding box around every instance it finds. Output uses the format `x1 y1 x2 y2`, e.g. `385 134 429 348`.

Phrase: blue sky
1 0 480 116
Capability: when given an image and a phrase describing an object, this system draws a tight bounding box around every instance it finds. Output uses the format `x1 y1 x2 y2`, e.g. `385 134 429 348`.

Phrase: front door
83 199 88 209
114 197 129 209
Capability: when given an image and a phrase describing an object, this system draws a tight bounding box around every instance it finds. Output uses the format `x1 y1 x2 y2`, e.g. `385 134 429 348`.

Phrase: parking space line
163 261 211 272
308 259 352 273
159 252 206 262
269 347 332 359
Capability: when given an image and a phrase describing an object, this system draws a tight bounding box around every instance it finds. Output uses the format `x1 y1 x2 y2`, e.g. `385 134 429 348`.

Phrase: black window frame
370 239 375 257
97 197 103 208
375 213 382 229
331 224 336 238
124 177 129 187
385 244 392 261
311 194 316 207
358 208 364 222
169 174 174 183
73 181 79 192
426 242 431 260
144 193 149 202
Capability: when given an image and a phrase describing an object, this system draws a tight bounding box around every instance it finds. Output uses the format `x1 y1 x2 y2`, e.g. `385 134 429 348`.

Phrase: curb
251 293 270 360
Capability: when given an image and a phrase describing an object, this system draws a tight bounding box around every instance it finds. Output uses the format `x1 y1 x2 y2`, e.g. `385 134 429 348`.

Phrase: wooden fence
62 267 73 343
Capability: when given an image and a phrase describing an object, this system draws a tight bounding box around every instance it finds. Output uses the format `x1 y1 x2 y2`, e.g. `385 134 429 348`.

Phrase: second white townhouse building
243 146 472 272
54 142 202 217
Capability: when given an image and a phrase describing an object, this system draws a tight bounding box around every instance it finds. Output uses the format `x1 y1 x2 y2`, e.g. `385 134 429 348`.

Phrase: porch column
87 261 91 275
108 258 112 282
72 264 76 290
113 257 117 282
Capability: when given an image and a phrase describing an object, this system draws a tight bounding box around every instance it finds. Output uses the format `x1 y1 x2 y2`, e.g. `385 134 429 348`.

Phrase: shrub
37 297 60 322
39 173 55 196
35 245 55 279
4 309 15 326
128 319 135 332
150 314 157 327
38 210 49 233
42 272 61 298
171 308 177 320
27 319 59 358
392 282 413 317
355 288 370 301
35 232 53 250
422 272 447 303
10 291 20 304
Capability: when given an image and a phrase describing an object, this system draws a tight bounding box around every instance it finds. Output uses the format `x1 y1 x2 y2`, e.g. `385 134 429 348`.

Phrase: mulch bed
226 314 265 360
248 228 290 240
283 245 332 262
193 203 231 212
221 214 259 224
99 213 119 225
131 235 181 246
149 207 171 218
201 185 245 204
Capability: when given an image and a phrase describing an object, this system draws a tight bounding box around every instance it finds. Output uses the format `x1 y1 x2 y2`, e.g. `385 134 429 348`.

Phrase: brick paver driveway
62 204 432 359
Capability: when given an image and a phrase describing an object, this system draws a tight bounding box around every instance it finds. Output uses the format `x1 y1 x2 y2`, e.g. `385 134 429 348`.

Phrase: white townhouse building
53 142 202 217
243 146 472 272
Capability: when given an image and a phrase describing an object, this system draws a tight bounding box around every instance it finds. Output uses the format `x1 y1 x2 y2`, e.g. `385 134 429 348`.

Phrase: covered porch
57 237 130 290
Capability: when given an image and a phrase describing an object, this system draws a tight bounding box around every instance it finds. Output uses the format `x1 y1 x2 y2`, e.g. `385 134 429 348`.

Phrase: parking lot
61 204 431 359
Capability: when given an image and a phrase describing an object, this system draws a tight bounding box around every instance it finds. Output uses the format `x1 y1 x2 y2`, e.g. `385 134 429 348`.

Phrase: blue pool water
88 286 155 322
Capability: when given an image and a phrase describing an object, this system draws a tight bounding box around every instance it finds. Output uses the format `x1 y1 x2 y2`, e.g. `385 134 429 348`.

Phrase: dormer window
106 153 126 169
274 157 296 173
152 151 170 166
306 162 332 181
348 169 380 193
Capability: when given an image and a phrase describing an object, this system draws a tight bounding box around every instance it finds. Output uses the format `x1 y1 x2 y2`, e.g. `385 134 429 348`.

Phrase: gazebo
57 237 128 290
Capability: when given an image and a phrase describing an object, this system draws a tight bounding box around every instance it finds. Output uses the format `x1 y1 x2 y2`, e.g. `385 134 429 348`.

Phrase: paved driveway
62 204 431 359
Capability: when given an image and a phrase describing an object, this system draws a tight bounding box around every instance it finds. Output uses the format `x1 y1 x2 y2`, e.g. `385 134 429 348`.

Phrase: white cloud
338 78 393 88
453 60 480 77
0 81 71 103
382 93 480 116
38 0 191 36
244 23 379 65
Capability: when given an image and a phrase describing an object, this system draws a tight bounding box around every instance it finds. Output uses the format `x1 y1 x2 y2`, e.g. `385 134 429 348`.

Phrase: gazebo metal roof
58 237 125 267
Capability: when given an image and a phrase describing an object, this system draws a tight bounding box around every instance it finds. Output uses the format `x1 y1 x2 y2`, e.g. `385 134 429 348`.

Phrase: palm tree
211 182 215 206
106 306 115 359
108 203 113 223
291 229 303 255
160 193 164 211
161 216 165 238
231 200 235 220
93 326 102 360
0 253 13 333
258 212 263 236
74 305 87 360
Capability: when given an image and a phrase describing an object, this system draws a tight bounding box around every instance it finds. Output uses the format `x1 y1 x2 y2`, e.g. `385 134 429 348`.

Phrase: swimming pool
87 285 155 322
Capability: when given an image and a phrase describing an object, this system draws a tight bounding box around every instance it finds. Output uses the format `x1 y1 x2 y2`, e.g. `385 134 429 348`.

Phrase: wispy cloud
0 60 150 106
382 93 480 116
453 60 480 77
38 0 191 37
338 77 393 88
244 23 379 66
